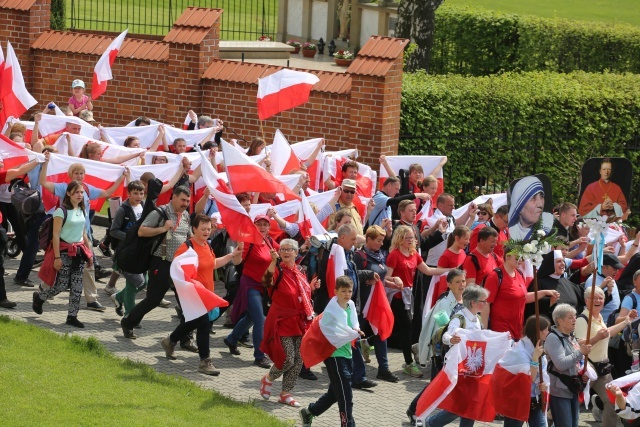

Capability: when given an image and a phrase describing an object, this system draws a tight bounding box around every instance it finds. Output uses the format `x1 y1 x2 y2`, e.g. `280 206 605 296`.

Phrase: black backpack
10 179 42 220
110 203 137 251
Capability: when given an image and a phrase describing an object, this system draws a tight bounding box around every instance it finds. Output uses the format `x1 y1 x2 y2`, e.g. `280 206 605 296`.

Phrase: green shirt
331 305 353 359
55 207 85 244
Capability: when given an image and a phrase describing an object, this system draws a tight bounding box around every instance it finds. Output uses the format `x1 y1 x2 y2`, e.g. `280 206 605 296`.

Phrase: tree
396 0 444 72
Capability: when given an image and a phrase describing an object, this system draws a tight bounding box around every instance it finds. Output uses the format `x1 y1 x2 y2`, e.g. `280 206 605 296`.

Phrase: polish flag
52 133 144 166
606 371 640 410
416 329 511 424
257 69 319 120
170 247 228 322
379 155 446 195
182 113 193 130
297 190 328 239
42 153 125 211
250 199 298 242
291 137 323 190
38 114 99 140
92 29 128 100
300 297 360 368
164 126 216 152
129 161 182 204
1 117 34 142
0 42 37 126
221 139 300 200
362 280 394 341
0 133 42 169
101 123 161 148
270 129 301 176
415 200 432 222
196 146 231 192
492 343 546 422
323 153 374 197
325 243 348 299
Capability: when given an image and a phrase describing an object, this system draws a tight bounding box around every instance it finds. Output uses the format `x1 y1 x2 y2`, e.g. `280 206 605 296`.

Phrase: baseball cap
253 214 270 224
72 79 85 89
79 110 95 123
602 253 624 270
342 179 357 189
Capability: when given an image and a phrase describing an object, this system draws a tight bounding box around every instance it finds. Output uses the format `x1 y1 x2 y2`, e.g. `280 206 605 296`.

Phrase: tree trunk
398 0 444 72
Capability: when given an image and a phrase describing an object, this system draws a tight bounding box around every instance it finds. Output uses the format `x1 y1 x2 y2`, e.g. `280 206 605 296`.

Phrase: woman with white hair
575 286 637 426
508 176 554 241
544 303 592 427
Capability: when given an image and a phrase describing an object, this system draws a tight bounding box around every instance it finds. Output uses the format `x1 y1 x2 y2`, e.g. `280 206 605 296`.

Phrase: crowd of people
3 81 640 427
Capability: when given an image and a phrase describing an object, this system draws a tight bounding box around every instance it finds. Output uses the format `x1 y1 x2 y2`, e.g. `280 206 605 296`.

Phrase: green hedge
400 71 640 212
50 0 65 30
428 5 640 75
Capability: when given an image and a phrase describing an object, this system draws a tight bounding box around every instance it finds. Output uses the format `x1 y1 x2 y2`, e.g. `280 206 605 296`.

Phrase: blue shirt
369 191 391 226
622 292 640 311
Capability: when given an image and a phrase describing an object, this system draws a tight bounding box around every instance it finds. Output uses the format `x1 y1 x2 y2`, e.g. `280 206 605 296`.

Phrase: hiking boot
254 357 271 369
161 337 177 360
0 299 16 309
352 379 377 389
98 242 112 257
300 407 314 427
32 292 43 314
180 340 198 353
13 277 34 287
198 358 220 376
377 369 399 383
223 338 240 355
403 363 423 378
120 318 137 339
65 315 85 328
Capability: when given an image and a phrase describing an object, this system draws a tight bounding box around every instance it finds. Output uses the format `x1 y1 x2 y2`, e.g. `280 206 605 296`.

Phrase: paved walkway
1 224 608 426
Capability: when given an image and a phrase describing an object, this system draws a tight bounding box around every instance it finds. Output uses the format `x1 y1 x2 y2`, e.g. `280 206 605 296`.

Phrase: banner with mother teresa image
578 157 632 220
508 174 555 242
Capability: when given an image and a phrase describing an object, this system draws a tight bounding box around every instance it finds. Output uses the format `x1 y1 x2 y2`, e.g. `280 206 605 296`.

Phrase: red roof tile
174 7 222 28
357 36 409 60
0 0 37 11
346 57 395 77
32 31 168 62
164 27 211 44
202 60 351 95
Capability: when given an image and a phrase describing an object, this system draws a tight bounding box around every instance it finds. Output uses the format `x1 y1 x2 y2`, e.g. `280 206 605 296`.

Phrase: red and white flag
52 133 144 165
291 137 323 190
379 155 445 195
170 247 228 322
196 146 231 193
102 123 161 148
221 139 300 200
300 298 360 368
38 114 99 140
164 126 215 152
416 329 511 423
0 42 37 126
415 200 432 223
42 153 125 211
325 244 348 299
606 371 640 419
182 113 193 130
0 133 42 169
92 29 128 100
1 118 34 142
257 69 319 120
297 190 328 239
362 280 394 341
270 129 301 176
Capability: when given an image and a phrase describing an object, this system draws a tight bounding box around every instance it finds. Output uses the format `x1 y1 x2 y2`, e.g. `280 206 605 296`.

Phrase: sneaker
254 357 271 369
198 358 220 376
411 343 420 364
65 315 85 328
591 395 603 422
352 379 377 389
298 369 318 381
92 238 100 247
237 338 254 348
403 363 423 378
95 267 112 281
180 340 199 353
159 299 172 308
223 338 240 355
361 340 371 364
86 301 106 312
120 318 137 339
13 277 34 287
377 369 399 383
161 337 177 360
0 299 17 309
110 294 124 317
32 291 43 314
103 285 118 296
300 407 314 427
98 242 112 257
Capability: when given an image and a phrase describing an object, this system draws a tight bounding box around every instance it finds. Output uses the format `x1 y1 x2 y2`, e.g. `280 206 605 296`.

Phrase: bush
426 5 640 75
400 71 640 215
50 0 65 30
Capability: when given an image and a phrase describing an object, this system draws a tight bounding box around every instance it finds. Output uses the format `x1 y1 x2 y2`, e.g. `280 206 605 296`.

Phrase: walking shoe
103 285 118 296
159 299 172 308
95 267 112 281
300 407 314 427
110 294 124 317
86 301 106 312
13 277 34 287
198 358 220 376
411 343 420 364
120 318 137 339
92 238 100 247
260 374 273 399
254 357 271 369
0 299 17 309
377 369 400 383
352 379 377 389
98 242 112 258
180 340 198 353
32 292 43 314
223 338 240 355
298 369 318 381
65 315 85 328
237 338 254 348
361 339 371 363
403 362 424 378
161 337 177 360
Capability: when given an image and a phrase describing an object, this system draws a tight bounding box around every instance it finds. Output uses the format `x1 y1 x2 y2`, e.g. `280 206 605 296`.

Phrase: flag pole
260 120 266 141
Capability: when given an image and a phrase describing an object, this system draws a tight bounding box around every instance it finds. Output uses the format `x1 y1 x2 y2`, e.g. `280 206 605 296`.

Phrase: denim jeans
16 212 47 281
425 410 474 427
504 406 546 427
226 287 265 360
549 395 579 427
309 356 354 427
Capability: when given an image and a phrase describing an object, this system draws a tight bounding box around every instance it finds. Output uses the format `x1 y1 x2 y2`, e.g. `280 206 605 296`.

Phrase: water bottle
632 350 640 372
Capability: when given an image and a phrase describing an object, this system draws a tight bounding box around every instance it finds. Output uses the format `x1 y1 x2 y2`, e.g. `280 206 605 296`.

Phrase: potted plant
258 35 271 41
287 40 301 54
334 50 354 66
301 42 317 58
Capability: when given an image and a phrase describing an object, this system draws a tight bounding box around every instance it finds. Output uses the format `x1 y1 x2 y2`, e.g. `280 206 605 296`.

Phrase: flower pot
302 49 317 58
291 46 300 54
335 58 352 67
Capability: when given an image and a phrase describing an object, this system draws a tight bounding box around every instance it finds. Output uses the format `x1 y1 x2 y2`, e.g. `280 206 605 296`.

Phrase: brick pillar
29 0 51 44
166 43 203 125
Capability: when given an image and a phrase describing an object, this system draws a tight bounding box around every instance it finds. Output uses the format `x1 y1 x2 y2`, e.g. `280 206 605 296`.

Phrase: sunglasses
478 211 488 215
342 188 356 194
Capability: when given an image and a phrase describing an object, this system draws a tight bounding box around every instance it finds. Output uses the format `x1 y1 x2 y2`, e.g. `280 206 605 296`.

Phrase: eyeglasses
342 188 355 194
478 211 488 215
404 236 416 241
280 248 297 253
476 300 488 304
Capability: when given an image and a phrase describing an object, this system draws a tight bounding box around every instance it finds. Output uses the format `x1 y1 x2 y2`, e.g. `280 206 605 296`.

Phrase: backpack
116 206 169 274
110 203 136 251
38 207 69 250
10 179 42 220
606 293 638 327
465 252 500 285
431 312 468 359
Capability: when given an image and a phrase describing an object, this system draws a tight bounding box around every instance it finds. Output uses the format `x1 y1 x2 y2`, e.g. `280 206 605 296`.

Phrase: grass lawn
446 0 640 26
64 0 278 39
0 316 287 427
